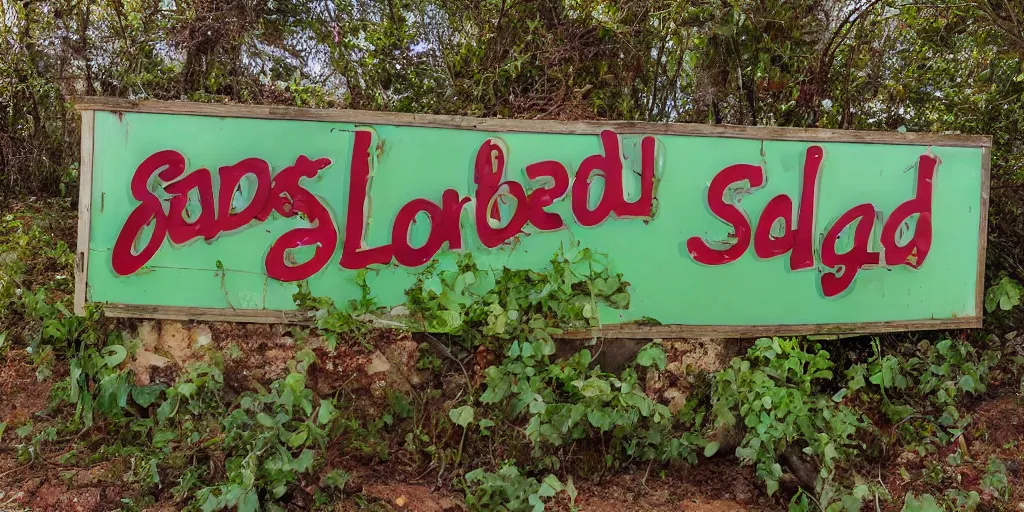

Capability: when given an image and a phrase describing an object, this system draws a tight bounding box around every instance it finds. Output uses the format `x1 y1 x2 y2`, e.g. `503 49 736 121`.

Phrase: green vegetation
711 337 871 508
1 202 1022 510
3 0 1024 509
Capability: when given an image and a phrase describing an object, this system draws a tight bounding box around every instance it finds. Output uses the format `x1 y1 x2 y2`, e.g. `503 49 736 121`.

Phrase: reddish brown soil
0 352 50 427
363 483 461 511
880 393 1024 511
558 460 771 511
334 461 769 512
4 328 1024 512
0 351 126 512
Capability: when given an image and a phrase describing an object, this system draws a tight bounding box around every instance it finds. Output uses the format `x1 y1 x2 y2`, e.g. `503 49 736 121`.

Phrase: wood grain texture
976 146 993 320
556 317 981 339
101 302 980 337
74 110 96 316
104 304 308 323
73 96 993 148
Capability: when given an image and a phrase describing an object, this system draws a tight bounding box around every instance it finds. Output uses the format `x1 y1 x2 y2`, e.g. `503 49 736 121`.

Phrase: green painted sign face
74 99 991 337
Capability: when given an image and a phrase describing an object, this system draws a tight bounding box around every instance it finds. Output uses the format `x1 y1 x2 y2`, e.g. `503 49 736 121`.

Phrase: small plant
901 492 943 512
416 342 443 372
478 342 702 468
847 338 997 450
711 337 869 508
293 269 379 349
985 276 1022 313
980 456 1009 500
462 464 565 512
944 489 981 511
404 247 631 351
192 349 340 511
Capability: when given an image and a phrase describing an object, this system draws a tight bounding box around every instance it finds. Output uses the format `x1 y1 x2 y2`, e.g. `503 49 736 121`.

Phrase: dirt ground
0 342 759 512
5 339 1024 512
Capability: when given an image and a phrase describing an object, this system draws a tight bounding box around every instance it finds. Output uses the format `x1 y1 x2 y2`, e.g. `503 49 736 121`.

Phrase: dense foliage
3 0 1024 294
3 1 1024 511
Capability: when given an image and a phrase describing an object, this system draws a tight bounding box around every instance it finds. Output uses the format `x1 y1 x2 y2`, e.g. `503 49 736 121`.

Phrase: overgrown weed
1 208 1023 511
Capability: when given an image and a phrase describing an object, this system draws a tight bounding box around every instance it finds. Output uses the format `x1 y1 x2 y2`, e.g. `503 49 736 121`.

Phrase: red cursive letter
341 130 395 269
525 160 569 231
474 139 531 247
881 153 937 269
791 146 824 270
686 163 764 265
165 168 217 244
820 204 880 297
112 150 186 276
264 156 337 282
215 158 272 235
614 135 658 218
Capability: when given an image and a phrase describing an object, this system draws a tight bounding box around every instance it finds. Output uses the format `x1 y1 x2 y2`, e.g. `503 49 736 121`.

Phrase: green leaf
587 409 612 430
152 430 177 447
480 373 512 404
256 412 277 427
288 429 309 447
448 405 474 427
15 423 32 438
131 384 166 407
540 474 563 494
986 277 1022 313
427 310 463 333
317 400 337 425
824 443 839 462
285 372 305 393
902 492 942 512
521 341 535 358
958 374 976 393
156 397 176 422
101 345 128 368
294 449 315 472
578 377 611 398
69 362 82 403
842 493 863 512
176 382 198 399
608 292 630 309
635 344 667 370
884 402 916 422
704 441 720 457
582 302 594 319
238 489 259 512
538 338 556 356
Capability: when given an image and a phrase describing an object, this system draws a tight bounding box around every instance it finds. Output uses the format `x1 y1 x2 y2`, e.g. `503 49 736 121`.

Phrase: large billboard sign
74 98 990 337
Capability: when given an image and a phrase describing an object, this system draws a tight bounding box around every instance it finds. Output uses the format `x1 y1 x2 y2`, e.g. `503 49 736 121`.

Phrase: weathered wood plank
101 302 979 338
976 146 993 320
74 110 96 316
73 97 992 148
104 304 308 323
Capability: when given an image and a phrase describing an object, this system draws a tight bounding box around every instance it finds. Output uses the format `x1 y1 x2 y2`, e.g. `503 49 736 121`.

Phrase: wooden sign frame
73 97 991 338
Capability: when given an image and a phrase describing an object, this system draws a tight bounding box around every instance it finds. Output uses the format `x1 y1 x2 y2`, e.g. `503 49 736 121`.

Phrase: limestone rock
366 352 392 375
138 321 160 351
190 325 213 350
130 349 171 386
158 320 194 363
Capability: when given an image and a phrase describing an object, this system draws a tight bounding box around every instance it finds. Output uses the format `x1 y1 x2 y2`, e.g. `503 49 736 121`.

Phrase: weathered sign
74 98 991 337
